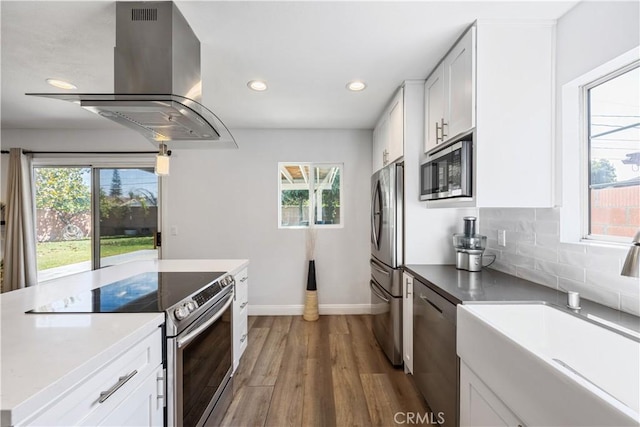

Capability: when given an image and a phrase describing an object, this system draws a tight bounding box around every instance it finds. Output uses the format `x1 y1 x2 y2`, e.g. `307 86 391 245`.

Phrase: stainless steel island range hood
27 1 236 147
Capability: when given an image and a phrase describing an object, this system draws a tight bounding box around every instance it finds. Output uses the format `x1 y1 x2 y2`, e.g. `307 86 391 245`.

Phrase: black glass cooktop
27 271 225 314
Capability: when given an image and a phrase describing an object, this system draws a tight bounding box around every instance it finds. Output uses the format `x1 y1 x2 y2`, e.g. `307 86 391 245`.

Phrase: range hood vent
27 1 236 148
131 8 158 21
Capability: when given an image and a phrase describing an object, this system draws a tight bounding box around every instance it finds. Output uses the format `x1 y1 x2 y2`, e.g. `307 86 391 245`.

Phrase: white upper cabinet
474 21 555 207
424 21 555 207
373 86 404 172
444 28 475 141
424 64 445 153
424 27 475 153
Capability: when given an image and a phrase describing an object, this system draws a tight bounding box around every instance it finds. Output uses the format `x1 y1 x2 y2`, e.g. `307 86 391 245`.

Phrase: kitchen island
0 259 248 426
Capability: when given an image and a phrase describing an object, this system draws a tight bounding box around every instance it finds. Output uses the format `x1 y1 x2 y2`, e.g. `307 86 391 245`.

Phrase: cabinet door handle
240 301 248 309
240 277 248 283
240 334 248 343
441 118 448 138
405 279 412 297
435 121 442 143
157 368 166 407
420 295 443 314
99 370 138 403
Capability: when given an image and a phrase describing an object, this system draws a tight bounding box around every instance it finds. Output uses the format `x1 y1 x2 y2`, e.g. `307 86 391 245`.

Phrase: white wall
162 129 373 313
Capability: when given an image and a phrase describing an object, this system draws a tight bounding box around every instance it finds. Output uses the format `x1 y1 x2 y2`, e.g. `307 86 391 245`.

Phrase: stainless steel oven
166 282 235 427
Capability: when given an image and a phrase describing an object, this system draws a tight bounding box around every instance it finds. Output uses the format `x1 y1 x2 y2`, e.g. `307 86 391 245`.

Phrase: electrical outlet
498 230 506 247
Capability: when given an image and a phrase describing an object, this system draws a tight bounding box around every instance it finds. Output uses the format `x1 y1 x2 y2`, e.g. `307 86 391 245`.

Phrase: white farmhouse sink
458 303 640 427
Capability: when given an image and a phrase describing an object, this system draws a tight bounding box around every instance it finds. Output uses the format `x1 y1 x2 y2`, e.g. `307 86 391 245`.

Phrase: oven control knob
174 305 190 321
220 277 229 287
186 300 197 312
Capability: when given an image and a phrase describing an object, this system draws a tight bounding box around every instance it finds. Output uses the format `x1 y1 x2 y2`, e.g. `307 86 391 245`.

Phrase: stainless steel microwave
420 140 472 201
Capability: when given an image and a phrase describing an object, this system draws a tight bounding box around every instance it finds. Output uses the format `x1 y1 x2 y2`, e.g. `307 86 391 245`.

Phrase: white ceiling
1 1 579 132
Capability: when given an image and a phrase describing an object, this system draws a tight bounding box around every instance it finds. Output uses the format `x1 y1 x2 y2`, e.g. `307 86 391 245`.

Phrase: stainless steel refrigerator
370 161 403 366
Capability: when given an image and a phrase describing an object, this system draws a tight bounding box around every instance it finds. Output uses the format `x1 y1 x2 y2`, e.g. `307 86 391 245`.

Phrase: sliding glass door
95 168 159 268
34 166 159 281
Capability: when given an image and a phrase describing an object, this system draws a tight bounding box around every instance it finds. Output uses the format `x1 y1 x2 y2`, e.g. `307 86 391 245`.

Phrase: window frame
278 162 344 229
581 61 640 243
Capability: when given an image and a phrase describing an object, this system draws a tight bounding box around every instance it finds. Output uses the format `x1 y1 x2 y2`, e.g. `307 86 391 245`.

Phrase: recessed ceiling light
247 80 268 91
346 80 367 92
45 78 77 90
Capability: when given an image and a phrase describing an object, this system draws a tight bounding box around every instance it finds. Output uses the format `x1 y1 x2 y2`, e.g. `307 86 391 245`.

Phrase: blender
453 216 487 272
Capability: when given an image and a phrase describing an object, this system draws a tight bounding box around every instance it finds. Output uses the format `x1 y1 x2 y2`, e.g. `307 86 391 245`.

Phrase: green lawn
37 236 155 270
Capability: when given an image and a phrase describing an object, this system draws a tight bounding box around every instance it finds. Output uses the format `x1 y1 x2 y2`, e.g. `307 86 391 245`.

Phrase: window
279 163 342 228
585 63 640 241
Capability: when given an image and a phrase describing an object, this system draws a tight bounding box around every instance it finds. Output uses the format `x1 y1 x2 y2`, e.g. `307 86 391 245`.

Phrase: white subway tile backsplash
480 207 639 316
535 246 558 262
557 249 588 268
586 270 640 297
516 266 558 289
536 259 585 282
480 208 535 220
490 260 518 276
503 252 536 269
534 208 560 221
515 220 536 234
535 233 560 249
620 293 640 316
586 243 629 259
511 231 536 244
516 242 536 258
533 220 559 235
584 254 624 275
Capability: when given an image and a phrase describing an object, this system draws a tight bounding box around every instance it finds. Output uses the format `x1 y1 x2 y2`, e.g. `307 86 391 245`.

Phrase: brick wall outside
590 185 640 238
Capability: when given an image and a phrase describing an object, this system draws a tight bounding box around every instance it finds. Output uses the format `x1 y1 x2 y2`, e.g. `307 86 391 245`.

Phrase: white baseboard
248 304 371 316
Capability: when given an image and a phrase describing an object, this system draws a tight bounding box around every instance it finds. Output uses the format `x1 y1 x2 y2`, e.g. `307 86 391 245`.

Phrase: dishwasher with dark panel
413 277 459 427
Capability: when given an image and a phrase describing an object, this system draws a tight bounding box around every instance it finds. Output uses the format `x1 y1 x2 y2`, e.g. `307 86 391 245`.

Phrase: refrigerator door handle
371 181 382 249
370 259 390 276
370 280 390 303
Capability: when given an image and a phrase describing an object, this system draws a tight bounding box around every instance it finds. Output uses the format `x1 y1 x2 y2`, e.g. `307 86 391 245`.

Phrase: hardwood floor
221 315 431 427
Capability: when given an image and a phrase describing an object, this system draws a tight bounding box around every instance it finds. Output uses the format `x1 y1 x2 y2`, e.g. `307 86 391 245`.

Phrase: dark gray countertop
405 264 640 337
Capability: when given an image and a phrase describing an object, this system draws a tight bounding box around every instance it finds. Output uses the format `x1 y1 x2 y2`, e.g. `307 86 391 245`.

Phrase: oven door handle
177 292 234 349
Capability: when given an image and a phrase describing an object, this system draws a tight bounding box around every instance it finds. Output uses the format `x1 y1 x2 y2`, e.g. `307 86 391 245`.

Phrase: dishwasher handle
420 294 443 314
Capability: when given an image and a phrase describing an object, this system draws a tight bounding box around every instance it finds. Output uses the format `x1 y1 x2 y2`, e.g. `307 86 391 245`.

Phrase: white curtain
2 148 37 292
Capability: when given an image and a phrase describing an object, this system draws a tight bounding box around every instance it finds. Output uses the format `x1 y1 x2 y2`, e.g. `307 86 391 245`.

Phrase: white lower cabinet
402 272 414 374
460 362 524 427
24 327 164 427
84 365 164 427
233 267 249 372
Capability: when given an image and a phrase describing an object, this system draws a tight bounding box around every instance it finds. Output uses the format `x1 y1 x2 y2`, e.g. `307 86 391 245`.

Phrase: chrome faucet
621 230 640 278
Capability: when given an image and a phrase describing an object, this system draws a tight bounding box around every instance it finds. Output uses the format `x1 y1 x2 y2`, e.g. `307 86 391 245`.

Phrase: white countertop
0 258 249 426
